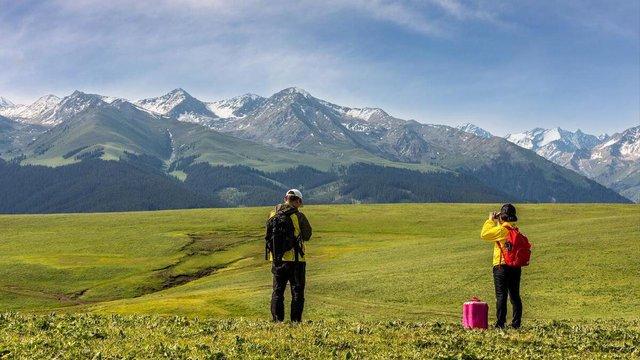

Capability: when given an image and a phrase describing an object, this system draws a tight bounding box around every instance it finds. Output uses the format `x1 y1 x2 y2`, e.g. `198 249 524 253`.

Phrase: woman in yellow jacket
480 203 522 329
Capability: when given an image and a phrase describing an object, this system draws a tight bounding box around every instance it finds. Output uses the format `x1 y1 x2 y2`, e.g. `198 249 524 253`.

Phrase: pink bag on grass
462 297 488 329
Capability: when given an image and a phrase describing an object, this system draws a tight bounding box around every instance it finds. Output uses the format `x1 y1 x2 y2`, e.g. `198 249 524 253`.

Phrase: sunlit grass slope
0 204 637 321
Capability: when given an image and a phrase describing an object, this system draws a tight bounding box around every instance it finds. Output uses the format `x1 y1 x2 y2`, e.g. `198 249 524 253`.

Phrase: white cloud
335 0 443 36
0 0 636 137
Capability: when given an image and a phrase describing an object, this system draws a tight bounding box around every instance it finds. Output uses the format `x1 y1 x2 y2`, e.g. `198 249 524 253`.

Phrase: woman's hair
498 203 518 222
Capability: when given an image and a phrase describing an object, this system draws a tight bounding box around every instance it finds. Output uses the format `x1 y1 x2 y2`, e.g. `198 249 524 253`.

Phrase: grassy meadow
0 204 638 358
0 203 637 319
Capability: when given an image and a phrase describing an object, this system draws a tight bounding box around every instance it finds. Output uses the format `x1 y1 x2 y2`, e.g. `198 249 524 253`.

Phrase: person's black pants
493 265 522 328
271 261 306 322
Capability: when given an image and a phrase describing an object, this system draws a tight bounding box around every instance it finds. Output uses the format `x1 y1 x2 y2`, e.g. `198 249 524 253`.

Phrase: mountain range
455 124 639 202
0 88 633 213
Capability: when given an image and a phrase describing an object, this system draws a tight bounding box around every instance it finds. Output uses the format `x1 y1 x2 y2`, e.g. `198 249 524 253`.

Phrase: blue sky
1 0 638 135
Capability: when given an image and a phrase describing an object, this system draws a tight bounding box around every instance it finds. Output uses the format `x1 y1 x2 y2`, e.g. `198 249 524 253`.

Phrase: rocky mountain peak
270 87 314 103
207 93 266 119
456 123 493 139
345 108 389 122
135 88 212 119
0 96 14 107
36 94 61 103
63 91 106 105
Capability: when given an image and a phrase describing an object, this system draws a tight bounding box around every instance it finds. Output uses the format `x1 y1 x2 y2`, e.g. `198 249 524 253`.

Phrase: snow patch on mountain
0 94 63 125
620 141 640 159
286 87 311 97
208 101 238 118
538 127 562 147
100 96 123 104
44 91 107 125
340 122 376 133
177 112 208 124
136 88 190 115
0 92 128 126
345 108 385 121
0 96 14 107
506 127 599 153
505 128 544 149
603 126 640 160
0 104 28 118
456 123 493 138
207 94 264 118
135 88 218 126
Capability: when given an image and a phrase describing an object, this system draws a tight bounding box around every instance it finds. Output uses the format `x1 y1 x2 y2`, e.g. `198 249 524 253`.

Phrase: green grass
0 314 637 359
0 204 638 358
0 204 637 321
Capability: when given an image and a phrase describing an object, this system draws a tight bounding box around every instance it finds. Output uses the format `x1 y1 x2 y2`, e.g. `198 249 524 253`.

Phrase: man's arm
297 212 312 241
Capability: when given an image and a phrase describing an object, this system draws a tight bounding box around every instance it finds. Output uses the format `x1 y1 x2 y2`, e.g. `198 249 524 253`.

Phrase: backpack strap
287 209 300 262
496 241 504 267
284 207 302 263
265 217 272 261
282 207 298 216
281 207 300 262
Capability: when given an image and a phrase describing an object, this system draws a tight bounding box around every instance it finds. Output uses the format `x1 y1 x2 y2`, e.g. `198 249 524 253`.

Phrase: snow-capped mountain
504 126 639 202
575 125 640 202
505 127 601 167
0 95 61 124
0 92 127 126
0 96 14 107
210 87 369 149
206 94 265 118
506 127 599 152
341 107 406 132
47 91 111 126
456 123 493 139
136 88 216 124
590 126 640 162
0 86 635 203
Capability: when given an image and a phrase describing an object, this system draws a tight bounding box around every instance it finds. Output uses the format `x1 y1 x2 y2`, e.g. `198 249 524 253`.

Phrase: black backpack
265 208 302 262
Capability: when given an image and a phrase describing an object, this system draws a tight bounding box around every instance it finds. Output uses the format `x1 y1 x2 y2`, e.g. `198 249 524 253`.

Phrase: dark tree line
465 159 629 203
0 155 625 214
340 163 507 203
183 164 283 206
0 157 216 214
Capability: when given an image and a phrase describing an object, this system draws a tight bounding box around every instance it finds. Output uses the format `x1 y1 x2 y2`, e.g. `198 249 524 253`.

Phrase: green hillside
19 103 172 166
0 115 46 155
0 204 637 321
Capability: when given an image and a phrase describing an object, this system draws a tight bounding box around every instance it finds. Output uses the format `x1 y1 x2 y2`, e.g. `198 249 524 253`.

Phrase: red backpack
497 227 531 267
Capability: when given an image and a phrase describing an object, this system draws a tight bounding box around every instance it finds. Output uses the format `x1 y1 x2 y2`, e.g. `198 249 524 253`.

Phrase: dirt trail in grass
152 232 255 291
0 286 91 305
2 232 255 309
